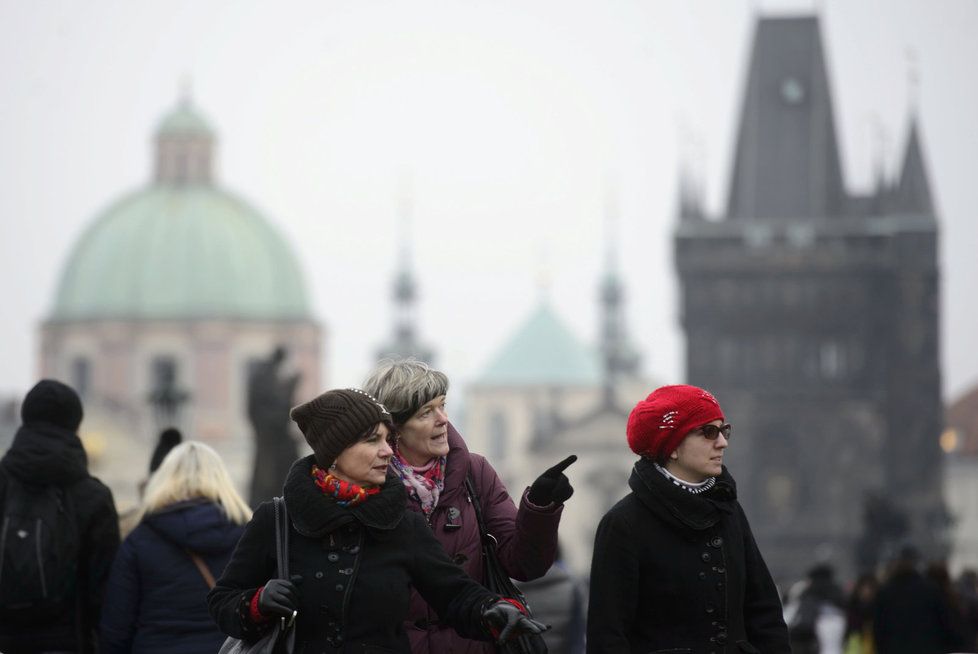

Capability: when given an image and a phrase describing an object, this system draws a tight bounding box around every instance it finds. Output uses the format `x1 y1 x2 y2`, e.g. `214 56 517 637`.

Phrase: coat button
705 604 715 614
698 572 707 580
328 553 339 562
701 552 711 562
710 536 723 547
716 581 724 590
335 584 344 591
716 566 726 574
315 571 324 579
716 632 728 644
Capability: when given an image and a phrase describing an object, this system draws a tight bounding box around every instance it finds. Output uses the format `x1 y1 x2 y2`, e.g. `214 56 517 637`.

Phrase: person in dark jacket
363 358 573 654
0 379 120 654
208 388 546 652
873 546 961 654
99 440 251 653
587 384 790 654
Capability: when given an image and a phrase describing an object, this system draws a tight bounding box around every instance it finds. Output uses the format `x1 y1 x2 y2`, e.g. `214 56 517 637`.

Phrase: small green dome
477 302 601 387
156 102 214 137
50 185 312 321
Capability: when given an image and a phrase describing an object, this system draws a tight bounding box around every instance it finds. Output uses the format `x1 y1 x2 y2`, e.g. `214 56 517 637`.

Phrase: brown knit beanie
290 388 393 468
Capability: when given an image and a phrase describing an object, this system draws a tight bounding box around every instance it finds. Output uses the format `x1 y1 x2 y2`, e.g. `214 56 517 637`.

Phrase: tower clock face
780 76 806 105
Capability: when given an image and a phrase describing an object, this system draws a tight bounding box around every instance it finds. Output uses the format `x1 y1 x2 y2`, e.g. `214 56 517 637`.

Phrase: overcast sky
1 0 976 402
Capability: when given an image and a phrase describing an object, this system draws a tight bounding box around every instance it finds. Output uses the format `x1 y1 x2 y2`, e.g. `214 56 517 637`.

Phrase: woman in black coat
208 388 545 653
99 440 251 653
587 384 790 654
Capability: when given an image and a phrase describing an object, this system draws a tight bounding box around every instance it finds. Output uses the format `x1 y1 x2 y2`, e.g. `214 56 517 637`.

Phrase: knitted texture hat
626 384 724 461
290 388 393 468
21 379 84 431
149 427 183 473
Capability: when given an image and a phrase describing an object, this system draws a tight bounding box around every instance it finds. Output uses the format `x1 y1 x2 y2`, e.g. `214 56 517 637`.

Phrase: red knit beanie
626 384 725 461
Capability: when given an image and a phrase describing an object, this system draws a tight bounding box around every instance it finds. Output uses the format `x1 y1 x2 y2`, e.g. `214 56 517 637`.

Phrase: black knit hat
290 388 392 468
149 427 183 473
21 379 84 431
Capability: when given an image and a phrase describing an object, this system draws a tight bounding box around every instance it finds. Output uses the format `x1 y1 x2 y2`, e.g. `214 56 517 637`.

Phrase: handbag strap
187 550 217 589
273 496 290 579
464 475 491 545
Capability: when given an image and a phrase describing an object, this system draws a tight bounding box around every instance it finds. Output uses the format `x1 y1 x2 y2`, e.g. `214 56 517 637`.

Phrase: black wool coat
208 455 497 653
0 422 119 654
586 459 789 654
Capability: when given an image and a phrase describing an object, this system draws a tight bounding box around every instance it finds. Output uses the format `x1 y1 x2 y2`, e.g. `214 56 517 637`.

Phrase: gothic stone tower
674 16 944 581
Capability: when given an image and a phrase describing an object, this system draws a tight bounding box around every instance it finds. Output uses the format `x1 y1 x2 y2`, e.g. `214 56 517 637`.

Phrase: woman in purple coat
364 359 575 653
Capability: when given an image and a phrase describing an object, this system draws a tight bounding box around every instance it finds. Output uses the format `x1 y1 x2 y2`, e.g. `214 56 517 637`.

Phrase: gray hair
363 358 449 426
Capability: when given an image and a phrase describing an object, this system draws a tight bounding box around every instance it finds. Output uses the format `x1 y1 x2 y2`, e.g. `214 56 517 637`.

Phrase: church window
150 356 179 394
488 410 508 461
71 356 91 399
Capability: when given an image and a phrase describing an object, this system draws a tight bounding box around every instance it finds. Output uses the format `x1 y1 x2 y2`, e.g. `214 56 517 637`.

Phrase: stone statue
247 345 301 506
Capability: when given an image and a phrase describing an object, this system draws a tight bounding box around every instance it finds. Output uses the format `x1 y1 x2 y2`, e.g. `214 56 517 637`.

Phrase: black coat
873 569 964 654
0 422 120 654
208 455 497 653
587 459 789 654
99 500 245 653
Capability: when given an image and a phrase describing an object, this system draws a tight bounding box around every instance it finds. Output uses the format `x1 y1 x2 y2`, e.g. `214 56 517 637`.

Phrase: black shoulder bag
219 496 296 654
464 475 548 654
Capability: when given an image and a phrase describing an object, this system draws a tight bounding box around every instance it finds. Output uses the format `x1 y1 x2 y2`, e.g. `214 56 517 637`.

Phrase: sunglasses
695 423 732 441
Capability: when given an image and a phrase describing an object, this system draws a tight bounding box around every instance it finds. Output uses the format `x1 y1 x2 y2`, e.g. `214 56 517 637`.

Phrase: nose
379 440 394 458
434 407 448 424
715 434 729 449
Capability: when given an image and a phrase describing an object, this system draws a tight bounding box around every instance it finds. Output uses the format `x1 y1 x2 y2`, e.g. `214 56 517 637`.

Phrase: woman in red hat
586 384 790 653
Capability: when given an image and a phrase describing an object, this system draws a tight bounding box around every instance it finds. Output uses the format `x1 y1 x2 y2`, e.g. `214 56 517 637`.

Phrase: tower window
71 356 91 399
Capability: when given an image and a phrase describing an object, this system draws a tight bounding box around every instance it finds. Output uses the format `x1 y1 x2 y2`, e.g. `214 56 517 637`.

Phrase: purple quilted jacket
405 423 563 653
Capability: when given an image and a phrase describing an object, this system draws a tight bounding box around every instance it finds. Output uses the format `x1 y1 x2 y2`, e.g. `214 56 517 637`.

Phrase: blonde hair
135 440 252 526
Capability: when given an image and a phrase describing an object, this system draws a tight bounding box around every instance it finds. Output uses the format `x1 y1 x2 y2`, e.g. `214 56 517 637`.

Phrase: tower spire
599 179 639 406
376 174 435 364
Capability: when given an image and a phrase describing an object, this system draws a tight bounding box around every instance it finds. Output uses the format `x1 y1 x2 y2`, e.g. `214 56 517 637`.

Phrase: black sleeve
78 479 120 638
585 507 639 654
405 512 497 641
738 504 791 654
207 502 276 640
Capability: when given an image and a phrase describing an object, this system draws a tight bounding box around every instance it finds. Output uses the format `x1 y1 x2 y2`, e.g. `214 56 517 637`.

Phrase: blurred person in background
208 388 546 652
783 563 846 654
515 543 586 654
118 427 183 536
924 561 969 652
363 359 574 654
587 384 790 653
0 379 119 654
955 569 978 653
844 573 879 654
99 440 250 654
873 545 962 654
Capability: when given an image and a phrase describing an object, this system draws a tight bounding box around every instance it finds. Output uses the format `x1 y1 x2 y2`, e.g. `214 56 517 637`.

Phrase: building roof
156 100 214 138
892 117 935 215
725 16 846 220
49 185 312 321
476 302 601 387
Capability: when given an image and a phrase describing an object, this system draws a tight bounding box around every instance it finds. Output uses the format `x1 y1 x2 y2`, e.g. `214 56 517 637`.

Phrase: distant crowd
0 368 975 653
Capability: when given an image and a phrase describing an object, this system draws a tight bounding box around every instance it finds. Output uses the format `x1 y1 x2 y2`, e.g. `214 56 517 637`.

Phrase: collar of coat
283 454 407 539
432 422 473 505
629 457 738 532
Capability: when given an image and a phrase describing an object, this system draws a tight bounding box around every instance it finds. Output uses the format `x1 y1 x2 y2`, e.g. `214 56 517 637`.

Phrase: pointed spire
376 175 435 364
598 182 639 406
892 115 934 215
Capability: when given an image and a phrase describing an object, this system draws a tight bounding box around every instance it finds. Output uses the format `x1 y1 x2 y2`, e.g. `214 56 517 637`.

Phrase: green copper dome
50 185 312 321
477 302 601 387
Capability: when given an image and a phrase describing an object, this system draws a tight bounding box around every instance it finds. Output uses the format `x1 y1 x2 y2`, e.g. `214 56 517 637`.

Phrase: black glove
482 600 549 644
527 454 577 506
258 576 302 618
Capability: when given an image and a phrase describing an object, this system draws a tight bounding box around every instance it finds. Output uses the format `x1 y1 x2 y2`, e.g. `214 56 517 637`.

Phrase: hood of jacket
143 500 244 554
629 457 738 533
0 422 89 485
283 454 407 539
